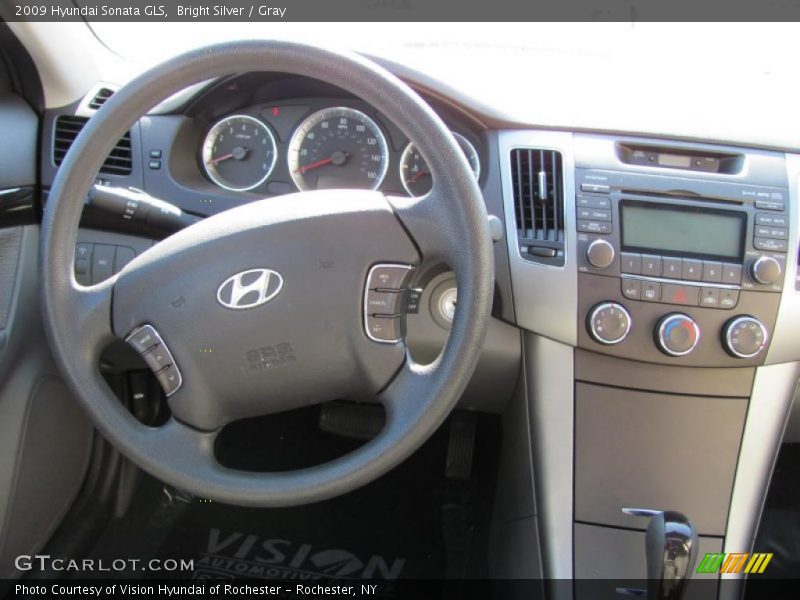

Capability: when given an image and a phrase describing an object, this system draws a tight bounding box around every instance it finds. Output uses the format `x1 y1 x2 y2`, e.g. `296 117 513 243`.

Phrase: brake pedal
319 402 385 440
446 413 477 480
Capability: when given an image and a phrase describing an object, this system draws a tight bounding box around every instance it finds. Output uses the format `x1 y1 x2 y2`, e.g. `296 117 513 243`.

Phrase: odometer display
288 107 389 191
201 115 278 192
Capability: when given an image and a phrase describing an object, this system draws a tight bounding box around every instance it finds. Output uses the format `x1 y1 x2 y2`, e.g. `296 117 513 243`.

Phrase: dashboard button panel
125 325 182 396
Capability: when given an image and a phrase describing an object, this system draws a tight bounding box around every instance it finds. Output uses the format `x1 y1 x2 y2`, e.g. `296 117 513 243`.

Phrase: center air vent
53 115 133 176
510 148 565 265
87 87 115 110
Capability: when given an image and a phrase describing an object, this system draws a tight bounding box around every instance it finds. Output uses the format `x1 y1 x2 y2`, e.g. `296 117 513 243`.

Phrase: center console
575 151 788 367
495 129 800 594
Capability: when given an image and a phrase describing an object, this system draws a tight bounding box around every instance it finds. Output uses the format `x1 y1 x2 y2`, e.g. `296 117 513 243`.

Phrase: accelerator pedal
319 402 385 440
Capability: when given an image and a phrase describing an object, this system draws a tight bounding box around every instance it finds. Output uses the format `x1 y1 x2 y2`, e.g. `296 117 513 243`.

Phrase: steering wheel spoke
386 191 464 264
64 275 119 362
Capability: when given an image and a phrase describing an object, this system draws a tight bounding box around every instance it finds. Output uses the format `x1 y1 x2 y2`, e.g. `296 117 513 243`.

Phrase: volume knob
751 256 782 286
586 239 615 269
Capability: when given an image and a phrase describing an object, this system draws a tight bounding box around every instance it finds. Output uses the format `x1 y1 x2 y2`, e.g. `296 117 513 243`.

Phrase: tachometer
400 132 480 197
201 115 278 192
288 107 389 191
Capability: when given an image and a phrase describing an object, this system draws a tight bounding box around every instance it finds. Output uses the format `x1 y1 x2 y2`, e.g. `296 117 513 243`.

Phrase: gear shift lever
622 508 698 600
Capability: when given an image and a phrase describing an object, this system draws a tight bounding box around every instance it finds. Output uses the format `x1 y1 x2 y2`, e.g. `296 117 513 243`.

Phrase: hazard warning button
661 283 700 307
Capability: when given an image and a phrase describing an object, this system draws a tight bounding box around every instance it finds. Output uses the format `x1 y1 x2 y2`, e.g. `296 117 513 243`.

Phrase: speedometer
287 107 389 191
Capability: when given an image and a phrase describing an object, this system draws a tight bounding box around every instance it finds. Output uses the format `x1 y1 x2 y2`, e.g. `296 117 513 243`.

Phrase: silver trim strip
621 273 741 291
524 332 574 581
499 130 578 345
0 188 22 197
765 153 800 365
721 361 800 596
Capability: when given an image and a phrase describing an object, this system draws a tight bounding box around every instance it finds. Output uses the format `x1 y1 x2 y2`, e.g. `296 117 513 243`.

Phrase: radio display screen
620 201 746 261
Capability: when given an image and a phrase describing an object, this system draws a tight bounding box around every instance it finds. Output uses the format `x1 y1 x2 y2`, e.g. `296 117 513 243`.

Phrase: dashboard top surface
12 22 800 152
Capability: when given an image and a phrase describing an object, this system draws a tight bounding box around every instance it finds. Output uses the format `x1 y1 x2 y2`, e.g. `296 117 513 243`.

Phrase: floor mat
78 407 500 587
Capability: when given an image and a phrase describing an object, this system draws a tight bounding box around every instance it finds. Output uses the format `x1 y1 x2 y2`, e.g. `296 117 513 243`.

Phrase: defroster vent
53 115 133 176
510 148 565 265
87 87 115 110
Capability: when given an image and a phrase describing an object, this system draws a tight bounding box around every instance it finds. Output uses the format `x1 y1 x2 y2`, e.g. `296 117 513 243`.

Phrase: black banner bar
3 0 800 22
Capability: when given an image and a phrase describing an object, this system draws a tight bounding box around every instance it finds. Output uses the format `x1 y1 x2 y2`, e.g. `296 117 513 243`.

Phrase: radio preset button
681 259 703 281
641 281 661 302
641 255 662 277
661 283 700 307
621 278 642 300
702 261 723 283
722 263 743 285
577 220 613 234
754 237 788 252
620 252 642 274
662 257 682 279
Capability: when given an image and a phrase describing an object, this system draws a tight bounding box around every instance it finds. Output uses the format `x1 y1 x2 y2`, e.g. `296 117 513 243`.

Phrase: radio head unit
575 167 790 367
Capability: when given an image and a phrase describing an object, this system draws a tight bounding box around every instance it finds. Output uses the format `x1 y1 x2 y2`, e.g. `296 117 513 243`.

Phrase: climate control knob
656 313 701 357
586 239 615 269
723 316 769 359
751 256 782 285
588 302 631 345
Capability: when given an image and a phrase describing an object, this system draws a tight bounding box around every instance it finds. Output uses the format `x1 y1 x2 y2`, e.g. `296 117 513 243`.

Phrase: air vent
53 116 133 176
87 87 115 110
510 148 565 265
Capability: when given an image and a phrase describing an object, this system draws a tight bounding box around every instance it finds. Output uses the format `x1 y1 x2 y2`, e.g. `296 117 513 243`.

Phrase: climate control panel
579 272 779 367
584 293 772 364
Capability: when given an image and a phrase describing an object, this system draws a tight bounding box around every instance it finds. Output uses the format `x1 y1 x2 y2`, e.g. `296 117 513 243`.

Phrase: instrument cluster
196 100 481 197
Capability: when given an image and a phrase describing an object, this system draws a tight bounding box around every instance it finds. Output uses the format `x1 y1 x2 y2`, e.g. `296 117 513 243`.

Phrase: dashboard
44 74 486 221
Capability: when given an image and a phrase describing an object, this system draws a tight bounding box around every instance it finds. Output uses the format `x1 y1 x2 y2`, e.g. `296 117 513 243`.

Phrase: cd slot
619 189 745 206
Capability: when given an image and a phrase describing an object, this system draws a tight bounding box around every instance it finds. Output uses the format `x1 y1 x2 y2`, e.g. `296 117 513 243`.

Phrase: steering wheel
40 41 493 507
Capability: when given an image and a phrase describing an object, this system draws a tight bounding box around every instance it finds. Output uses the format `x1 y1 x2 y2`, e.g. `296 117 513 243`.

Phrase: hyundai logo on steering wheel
217 268 284 310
